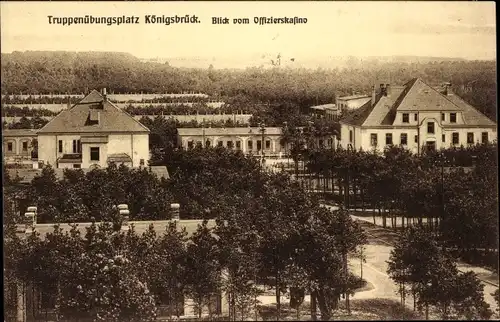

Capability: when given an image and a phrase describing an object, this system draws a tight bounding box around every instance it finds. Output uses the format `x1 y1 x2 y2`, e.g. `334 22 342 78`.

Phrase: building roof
337 94 370 101
107 153 132 163
444 94 496 127
150 165 170 180
58 154 82 163
177 127 283 136
37 90 150 134
340 78 497 128
310 104 337 111
14 219 216 240
7 166 170 184
2 129 38 137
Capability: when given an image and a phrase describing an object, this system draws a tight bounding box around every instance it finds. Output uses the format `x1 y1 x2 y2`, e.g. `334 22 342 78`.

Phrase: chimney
386 84 391 97
102 88 107 97
371 85 376 106
67 97 71 110
117 204 130 230
380 83 387 96
443 82 452 96
171 203 180 221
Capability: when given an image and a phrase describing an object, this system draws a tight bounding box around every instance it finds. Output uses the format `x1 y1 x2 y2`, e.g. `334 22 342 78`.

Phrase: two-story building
37 89 150 169
339 78 497 153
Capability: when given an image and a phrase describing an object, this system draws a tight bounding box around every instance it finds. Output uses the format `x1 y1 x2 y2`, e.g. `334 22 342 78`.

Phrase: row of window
58 139 82 154
370 132 489 146
187 139 273 150
6 141 29 152
402 113 457 124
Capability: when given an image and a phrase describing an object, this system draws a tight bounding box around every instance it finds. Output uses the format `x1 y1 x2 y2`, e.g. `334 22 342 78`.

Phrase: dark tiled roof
2 129 38 137
339 100 375 126
37 90 150 134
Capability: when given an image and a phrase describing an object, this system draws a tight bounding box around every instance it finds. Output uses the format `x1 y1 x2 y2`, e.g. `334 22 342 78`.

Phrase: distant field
2 114 253 124
2 93 210 100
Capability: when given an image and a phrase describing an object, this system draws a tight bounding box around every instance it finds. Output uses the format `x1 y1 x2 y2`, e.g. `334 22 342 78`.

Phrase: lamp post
283 121 289 168
259 123 266 166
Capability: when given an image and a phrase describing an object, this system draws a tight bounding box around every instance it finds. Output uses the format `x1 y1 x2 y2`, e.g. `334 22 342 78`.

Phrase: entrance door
426 141 436 152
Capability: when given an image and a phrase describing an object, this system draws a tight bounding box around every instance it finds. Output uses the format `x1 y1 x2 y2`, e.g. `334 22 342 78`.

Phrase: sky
1 1 496 68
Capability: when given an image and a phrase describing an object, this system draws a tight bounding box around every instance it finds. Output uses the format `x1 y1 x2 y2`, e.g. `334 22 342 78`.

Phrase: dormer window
88 110 100 125
402 113 409 123
450 113 457 123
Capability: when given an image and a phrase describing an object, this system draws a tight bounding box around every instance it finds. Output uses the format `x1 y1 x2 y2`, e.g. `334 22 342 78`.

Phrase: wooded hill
1 51 496 120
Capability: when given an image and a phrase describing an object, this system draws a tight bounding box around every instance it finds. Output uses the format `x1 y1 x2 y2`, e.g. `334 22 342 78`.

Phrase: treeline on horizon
1 51 497 120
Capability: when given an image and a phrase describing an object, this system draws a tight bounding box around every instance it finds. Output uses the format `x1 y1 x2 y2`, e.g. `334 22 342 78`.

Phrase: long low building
177 127 286 155
177 127 337 156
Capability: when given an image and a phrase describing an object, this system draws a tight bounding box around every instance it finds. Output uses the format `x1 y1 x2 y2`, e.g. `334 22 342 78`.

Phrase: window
22 141 28 151
482 132 488 143
349 130 353 143
58 140 63 153
140 159 145 166
400 133 408 146
467 132 474 144
442 134 445 142
450 113 457 123
227 141 233 148
7 142 13 151
265 140 271 149
370 133 378 147
72 140 81 153
248 140 253 150
196 141 202 148
402 113 409 123
217 141 223 147
205 140 211 147
414 135 418 143
385 133 393 145
257 140 262 150
414 113 418 121
236 141 241 149
90 147 100 161
187 141 194 149
73 164 81 169
441 113 445 122
452 133 459 145
427 122 435 134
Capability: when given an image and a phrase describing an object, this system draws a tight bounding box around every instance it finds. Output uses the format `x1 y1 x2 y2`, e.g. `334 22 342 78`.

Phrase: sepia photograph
1 1 498 321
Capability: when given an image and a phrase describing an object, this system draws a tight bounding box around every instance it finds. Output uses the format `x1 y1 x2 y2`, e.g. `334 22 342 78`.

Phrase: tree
185 220 221 318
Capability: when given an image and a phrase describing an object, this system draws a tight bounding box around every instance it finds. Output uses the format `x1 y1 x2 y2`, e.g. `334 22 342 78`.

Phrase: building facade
339 79 497 153
309 104 340 121
36 89 150 169
2 129 38 166
177 127 337 156
336 94 371 114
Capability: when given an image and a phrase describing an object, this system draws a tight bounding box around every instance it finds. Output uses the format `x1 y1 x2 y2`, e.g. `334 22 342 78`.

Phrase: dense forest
1 51 496 120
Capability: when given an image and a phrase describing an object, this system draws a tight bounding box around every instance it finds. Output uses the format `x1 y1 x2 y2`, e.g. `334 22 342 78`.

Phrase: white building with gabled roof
37 89 150 169
339 78 497 153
